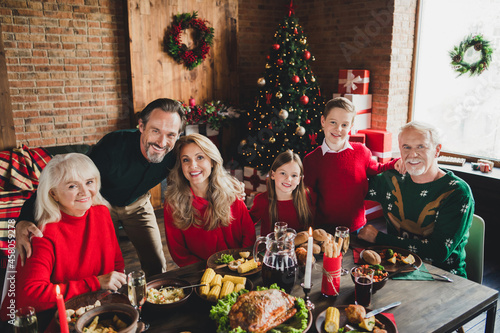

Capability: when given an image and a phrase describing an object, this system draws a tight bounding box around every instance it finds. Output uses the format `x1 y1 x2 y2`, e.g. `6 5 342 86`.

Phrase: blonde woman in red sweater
303 97 403 233
1 153 125 325
250 150 316 236
164 134 256 267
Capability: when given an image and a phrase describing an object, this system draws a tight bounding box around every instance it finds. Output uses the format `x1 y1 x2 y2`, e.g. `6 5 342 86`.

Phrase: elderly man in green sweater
15 98 185 277
358 121 474 277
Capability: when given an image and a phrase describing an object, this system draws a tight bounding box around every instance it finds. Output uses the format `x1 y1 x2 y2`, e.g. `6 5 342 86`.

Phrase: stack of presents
234 69 394 221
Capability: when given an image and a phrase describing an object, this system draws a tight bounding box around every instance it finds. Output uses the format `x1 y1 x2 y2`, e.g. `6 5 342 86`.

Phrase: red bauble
277 59 284 66
272 43 280 50
294 28 298 34
303 50 311 60
300 95 309 105
266 55 270 60
291 75 300 83
248 121 253 129
305 119 311 124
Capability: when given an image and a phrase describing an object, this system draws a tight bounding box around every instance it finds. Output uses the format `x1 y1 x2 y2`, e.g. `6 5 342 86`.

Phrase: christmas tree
239 2 325 174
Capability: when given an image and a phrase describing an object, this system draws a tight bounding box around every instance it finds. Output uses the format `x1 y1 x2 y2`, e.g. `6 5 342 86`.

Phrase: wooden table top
142 248 498 333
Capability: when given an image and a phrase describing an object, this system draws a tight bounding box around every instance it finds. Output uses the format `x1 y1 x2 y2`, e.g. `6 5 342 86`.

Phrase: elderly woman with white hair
1 153 125 320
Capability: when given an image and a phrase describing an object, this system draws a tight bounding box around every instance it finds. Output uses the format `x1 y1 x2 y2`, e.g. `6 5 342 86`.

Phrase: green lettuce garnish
209 284 308 333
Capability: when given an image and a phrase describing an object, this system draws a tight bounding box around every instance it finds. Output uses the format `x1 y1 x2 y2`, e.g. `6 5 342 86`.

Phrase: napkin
382 312 397 328
391 263 434 281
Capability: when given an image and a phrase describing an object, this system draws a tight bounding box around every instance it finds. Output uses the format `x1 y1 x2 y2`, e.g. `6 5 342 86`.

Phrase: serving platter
315 305 398 333
207 248 261 276
361 245 422 273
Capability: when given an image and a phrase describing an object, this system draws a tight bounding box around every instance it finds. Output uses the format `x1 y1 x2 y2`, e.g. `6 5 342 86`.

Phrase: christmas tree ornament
305 119 311 124
311 76 316 82
266 63 271 69
295 126 306 136
284 138 289 143
300 38 307 45
269 137 276 143
279 109 289 120
266 55 270 60
291 75 300 83
248 121 253 129
260 114 265 119
312 56 315 61
299 95 309 105
303 77 308 84
290 60 295 66
257 77 266 86
289 107 294 112
239 139 247 147
276 92 283 99
277 59 284 66
272 43 280 50
294 28 298 34
303 50 311 60
268 123 273 130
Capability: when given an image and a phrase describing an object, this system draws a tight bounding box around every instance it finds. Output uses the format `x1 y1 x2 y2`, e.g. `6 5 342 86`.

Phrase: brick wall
0 0 130 147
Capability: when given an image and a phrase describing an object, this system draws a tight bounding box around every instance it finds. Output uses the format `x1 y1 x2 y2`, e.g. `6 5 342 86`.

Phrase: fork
411 264 453 282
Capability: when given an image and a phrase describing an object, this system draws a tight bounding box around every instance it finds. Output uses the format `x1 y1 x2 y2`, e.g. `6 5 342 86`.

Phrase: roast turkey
228 289 297 332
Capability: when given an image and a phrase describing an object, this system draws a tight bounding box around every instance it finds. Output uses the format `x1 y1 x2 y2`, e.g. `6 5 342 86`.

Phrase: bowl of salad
350 265 389 293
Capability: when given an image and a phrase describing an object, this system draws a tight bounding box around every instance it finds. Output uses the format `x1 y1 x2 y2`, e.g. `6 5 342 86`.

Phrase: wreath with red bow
164 12 214 70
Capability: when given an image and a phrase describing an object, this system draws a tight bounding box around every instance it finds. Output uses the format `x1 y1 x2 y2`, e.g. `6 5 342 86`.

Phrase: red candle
56 285 69 333
189 98 196 107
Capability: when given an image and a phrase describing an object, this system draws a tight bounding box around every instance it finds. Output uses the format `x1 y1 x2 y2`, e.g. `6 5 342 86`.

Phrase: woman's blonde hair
35 153 109 231
165 134 241 230
267 150 312 230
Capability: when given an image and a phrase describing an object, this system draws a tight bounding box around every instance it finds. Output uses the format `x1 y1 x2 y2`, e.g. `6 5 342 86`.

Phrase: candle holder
300 283 315 310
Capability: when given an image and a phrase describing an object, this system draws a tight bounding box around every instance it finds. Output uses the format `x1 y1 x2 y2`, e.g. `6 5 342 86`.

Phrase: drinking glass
353 267 374 307
335 226 350 275
13 306 38 333
274 222 288 241
128 270 149 331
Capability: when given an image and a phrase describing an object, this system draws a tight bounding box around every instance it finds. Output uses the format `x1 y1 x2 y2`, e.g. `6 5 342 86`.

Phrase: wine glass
13 306 38 333
128 270 149 331
335 226 350 275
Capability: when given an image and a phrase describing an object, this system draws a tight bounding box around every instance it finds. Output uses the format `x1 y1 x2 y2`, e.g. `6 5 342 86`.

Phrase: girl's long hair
267 150 312 230
165 134 241 230
35 153 109 231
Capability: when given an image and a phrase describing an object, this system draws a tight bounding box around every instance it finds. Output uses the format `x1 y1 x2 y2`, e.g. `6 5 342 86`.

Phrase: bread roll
362 250 381 265
294 231 309 246
313 228 329 242
313 243 321 254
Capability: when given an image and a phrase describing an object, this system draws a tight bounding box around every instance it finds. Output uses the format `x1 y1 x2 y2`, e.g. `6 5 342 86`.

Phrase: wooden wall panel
127 0 238 114
0 23 16 151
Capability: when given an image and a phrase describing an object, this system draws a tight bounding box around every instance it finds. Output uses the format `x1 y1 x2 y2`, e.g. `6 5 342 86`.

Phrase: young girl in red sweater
250 150 315 236
303 97 402 233
164 134 256 267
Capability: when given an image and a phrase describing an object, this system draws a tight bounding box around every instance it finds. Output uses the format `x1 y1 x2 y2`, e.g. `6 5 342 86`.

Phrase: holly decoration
449 34 493 77
164 12 214 70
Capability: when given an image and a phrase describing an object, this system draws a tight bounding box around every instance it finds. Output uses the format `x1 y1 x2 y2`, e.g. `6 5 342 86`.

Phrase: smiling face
271 161 302 200
399 127 441 181
139 108 182 163
180 142 213 193
50 177 97 217
321 107 354 151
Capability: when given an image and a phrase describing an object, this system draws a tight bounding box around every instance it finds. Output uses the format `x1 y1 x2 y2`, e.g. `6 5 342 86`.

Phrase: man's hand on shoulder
15 220 43 266
394 158 406 175
358 225 378 243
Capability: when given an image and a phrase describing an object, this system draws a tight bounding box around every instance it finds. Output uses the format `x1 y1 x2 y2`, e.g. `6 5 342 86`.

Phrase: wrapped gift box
225 166 243 182
243 166 267 192
333 93 372 131
357 129 393 163
349 133 366 144
338 69 370 95
365 200 383 221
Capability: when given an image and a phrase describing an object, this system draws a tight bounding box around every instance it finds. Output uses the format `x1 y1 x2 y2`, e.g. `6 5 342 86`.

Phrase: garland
165 12 214 70
450 34 493 77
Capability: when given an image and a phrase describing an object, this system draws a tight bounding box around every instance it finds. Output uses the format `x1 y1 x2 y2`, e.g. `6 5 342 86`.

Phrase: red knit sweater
1 205 124 319
249 189 316 236
303 143 397 231
164 196 257 267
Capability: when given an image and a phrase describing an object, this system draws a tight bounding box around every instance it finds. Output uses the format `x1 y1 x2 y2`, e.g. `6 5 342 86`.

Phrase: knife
385 264 412 279
365 301 401 318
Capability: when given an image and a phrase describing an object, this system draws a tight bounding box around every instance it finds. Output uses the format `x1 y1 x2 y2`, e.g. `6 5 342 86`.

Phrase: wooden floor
119 211 500 333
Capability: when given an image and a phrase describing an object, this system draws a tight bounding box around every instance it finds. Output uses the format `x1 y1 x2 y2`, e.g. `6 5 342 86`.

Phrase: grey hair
399 121 442 147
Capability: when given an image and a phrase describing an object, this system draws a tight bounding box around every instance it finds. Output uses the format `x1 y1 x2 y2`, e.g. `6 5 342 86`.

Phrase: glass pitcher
253 229 297 293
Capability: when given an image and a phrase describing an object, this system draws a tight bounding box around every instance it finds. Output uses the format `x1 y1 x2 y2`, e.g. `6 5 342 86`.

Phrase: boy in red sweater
303 97 401 233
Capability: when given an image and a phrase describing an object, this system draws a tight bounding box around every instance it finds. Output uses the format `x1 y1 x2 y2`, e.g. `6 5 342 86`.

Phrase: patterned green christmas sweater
367 169 474 277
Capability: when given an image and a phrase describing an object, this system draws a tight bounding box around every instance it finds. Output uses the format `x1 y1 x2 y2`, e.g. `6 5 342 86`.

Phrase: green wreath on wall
449 34 493 77
164 12 214 71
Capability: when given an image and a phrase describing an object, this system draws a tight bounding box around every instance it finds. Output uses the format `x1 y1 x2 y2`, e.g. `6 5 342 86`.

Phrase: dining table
139 242 498 333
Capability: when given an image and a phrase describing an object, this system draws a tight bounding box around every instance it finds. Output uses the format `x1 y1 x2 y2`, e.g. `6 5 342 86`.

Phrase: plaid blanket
0 145 51 269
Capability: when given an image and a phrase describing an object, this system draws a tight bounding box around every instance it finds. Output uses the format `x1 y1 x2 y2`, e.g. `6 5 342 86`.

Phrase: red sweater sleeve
303 149 319 190
234 199 257 248
16 237 100 311
163 205 202 267
364 143 399 175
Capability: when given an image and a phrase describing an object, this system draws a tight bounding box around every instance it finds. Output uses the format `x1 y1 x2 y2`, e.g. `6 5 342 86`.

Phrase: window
412 0 500 161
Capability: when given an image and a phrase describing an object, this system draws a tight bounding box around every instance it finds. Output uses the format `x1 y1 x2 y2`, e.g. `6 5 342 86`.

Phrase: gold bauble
290 60 295 66
239 139 247 146
300 38 307 45
295 126 306 136
312 56 315 61
261 114 265 119
257 77 266 86
279 109 289 120
284 138 289 143
269 137 276 143
311 76 316 82
276 92 283 99
265 63 271 69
